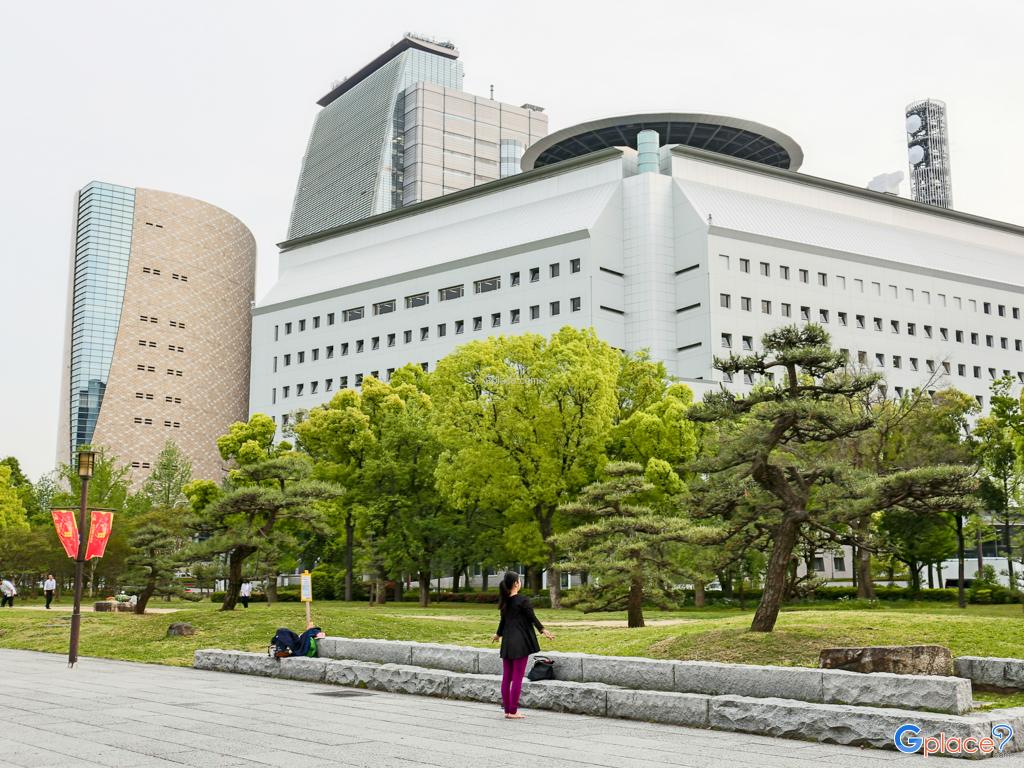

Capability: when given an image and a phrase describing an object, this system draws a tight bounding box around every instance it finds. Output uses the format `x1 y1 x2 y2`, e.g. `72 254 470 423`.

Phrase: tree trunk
626 574 645 628
856 523 876 599
956 514 967 609
851 544 858 588
375 569 386 606
548 567 562 609
135 581 156 615
527 567 542 593
418 570 430 607
395 577 403 602
452 566 461 593
481 568 488 593
927 563 934 589
977 520 985 575
1006 520 1016 591
265 570 278 604
717 570 733 597
221 549 251 610
694 580 706 608
909 561 921 594
750 514 802 632
344 511 354 602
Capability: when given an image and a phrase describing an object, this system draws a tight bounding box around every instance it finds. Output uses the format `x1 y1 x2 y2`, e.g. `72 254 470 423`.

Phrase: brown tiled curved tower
58 182 256 486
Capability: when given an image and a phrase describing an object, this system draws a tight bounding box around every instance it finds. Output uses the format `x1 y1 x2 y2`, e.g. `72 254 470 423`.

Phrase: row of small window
274 300 583 368
274 259 583 337
132 417 181 428
140 266 189 281
138 339 185 352
722 255 1022 318
133 392 183 404
139 315 187 329
274 364 431 403
142 221 164 229
130 461 152 469
720 295 1024 350
136 364 183 376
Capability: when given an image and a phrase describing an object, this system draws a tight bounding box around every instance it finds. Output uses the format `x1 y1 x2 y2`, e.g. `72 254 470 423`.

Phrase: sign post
300 569 312 626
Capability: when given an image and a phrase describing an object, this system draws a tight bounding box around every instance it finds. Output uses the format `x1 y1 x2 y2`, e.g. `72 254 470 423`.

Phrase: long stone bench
955 656 1024 691
314 637 973 714
193 650 1024 758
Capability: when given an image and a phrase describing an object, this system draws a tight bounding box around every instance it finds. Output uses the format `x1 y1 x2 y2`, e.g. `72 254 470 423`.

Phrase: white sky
1 0 1021 481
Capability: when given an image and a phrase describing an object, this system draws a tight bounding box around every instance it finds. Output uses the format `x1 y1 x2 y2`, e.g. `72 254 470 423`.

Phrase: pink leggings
501 656 529 714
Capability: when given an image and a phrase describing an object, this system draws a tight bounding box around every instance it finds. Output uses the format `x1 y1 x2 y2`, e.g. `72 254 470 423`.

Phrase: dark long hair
498 571 520 613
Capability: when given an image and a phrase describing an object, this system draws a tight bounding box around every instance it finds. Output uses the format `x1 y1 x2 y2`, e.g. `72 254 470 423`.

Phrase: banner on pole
300 570 312 602
51 509 79 558
85 510 114 560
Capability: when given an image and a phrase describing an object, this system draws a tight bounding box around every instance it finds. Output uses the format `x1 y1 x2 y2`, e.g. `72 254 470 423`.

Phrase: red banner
52 509 79 558
85 511 114 560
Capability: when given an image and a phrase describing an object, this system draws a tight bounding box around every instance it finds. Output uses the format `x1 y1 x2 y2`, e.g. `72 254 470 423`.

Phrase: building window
529 267 540 283
404 330 412 343
984 302 992 314
511 308 521 323
455 320 465 334
298 351 306 364
956 330 964 343
799 269 809 283
742 335 753 351
341 343 349 356
285 322 292 334
971 332 979 345
371 337 380 350
356 339 364 353
801 306 811 321
893 355 902 369
958 364 966 376
438 323 447 337
813 557 825 572
761 300 772 314
311 348 319 361
474 276 500 294
355 374 363 387
491 313 501 327
343 307 364 322
310 381 318 395
327 313 335 325
510 272 520 287
741 297 751 311
374 299 396 315
838 311 847 326
550 301 561 316
818 272 827 287
530 305 540 320
387 334 395 347
299 319 306 332
819 309 829 323
759 262 770 277
910 358 919 371
890 320 900 334
874 317 883 332
282 386 290 398
439 285 464 301
284 354 291 366
875 353 885 367
781 303 791 317
780 265 790 280
986 334 994 347
720 293 731 309
473 316 483 331
721 333 732 348
570 258 581 273
313 316 321 329
325 378 333 392
739 258 750 273
421 327 429 340
974 366 981 378
405 292 429 308
340 376 348 387
571 297 581 312
549 263 560 278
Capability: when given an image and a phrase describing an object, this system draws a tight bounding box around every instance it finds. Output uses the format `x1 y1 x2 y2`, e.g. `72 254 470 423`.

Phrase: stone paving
1 649 1020 767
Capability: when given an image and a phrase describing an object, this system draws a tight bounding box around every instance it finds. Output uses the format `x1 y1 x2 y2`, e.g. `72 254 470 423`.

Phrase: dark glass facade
68 182 135 461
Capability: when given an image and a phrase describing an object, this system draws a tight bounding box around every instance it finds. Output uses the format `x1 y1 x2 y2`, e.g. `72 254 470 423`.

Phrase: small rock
93 602 114 612
819 645 953 676
167 622 196 637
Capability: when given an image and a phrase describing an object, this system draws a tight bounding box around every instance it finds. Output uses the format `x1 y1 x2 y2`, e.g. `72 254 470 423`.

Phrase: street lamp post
69 448 95 667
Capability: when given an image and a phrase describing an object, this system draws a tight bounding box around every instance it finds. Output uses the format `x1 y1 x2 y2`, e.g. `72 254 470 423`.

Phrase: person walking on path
43 574 56 609
239 581 252 608
1 577 17 608
491 571 554 719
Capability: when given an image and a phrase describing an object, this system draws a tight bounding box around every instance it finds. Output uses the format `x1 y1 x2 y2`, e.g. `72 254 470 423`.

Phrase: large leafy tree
142 441 193 509
0 464 29 534
431 327 621 608
693 324 977 632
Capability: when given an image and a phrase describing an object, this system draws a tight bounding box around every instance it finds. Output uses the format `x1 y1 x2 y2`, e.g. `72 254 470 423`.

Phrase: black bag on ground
269 627 300 658
527 656 556 681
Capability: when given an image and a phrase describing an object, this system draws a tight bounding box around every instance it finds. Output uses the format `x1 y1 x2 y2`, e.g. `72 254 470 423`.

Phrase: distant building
906 98 953 208
251 112 1024 438
286 33 547 240
57 182 256 484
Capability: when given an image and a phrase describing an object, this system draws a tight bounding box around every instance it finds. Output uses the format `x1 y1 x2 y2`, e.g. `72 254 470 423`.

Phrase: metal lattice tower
906 99 953 209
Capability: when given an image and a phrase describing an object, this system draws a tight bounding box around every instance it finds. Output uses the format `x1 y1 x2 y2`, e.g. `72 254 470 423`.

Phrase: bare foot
505 713 526 719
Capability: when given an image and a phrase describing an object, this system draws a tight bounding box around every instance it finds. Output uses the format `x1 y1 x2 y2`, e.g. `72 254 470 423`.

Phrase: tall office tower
57 181 256 485
286 33 547 240
906 99 953 208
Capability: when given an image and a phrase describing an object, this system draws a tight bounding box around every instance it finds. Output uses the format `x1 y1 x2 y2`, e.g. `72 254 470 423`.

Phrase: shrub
209 587 301 603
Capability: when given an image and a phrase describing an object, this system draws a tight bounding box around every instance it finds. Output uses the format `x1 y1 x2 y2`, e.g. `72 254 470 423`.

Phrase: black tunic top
496 594 545 659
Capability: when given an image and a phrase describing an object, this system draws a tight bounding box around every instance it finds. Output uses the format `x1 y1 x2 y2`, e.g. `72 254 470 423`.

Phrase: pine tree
553 461 710 628
126 516 183 614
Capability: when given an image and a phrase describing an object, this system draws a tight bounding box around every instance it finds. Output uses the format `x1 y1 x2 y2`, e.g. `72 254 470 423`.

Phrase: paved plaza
0 649 1019 767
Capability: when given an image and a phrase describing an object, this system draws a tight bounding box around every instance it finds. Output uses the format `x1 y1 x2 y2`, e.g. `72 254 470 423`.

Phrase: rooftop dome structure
521 112 803 172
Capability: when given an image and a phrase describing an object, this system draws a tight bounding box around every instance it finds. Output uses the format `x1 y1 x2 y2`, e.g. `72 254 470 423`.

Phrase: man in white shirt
239 581 252 609
0 577 16 608
43 574 57 609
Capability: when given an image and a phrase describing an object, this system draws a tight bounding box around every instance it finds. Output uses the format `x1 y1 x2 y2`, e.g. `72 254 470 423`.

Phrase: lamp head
77 449 96 480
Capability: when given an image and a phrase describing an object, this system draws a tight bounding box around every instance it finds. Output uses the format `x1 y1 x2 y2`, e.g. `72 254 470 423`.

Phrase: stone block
193 649 237 673
477 649 503 676
822 670 972 715
316 638 413 665
819 645 953 676
368 664 452 698
323 659 379 688
519 679 608 716
542 651 586 682
232 653 281 678
955 656 1024 690
278 657 328 684
606 689 709 727
449 672 502 705
581 655 675 690
709 695 989 752
675 661 823 701
409 643 478 673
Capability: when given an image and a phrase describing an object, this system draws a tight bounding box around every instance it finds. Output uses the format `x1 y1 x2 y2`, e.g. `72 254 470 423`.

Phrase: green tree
0 464 29 533
693 325 977 632
125 513 184 613
432 327 621 607
142 441 193 509
554 461 712 627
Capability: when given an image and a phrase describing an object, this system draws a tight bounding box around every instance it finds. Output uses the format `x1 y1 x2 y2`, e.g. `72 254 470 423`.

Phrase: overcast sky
2 0 1021 481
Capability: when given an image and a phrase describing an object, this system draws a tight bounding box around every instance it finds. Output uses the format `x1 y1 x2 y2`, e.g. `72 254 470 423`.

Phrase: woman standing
491 571 554 719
